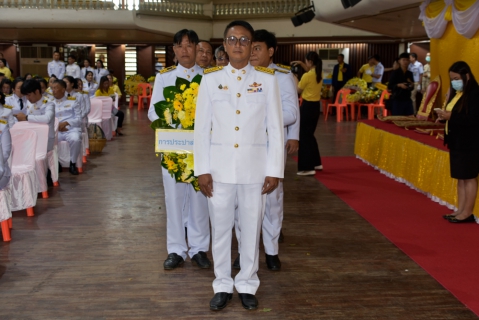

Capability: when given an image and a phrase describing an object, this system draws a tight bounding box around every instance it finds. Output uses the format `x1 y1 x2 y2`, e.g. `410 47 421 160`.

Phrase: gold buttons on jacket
237 93 241 97
241 70 246 74
235 126 239 131
187 75 190 79
236 110 240 114
237 76 241 81
231 70 236 73
234 144 239 148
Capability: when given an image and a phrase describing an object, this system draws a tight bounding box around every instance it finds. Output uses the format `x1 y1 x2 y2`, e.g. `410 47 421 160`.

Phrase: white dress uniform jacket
65 63 81 79
5 94 27 126
0 114 12 190
194 63 284 183
94 68 109 83
81 67 95 79
1 98 16 129
55 95 82 163
83 80 98 97
148 63 210 260
48 60 65 79
27 97 56 152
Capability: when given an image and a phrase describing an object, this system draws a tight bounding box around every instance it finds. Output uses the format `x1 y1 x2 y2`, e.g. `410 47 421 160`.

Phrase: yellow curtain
426 1 446 18
455 0 477 11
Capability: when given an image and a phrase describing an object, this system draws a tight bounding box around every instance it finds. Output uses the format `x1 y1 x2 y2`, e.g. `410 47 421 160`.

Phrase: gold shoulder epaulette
3 104 13 109
5 94 12 97
204 66 223 74
82 91 89 95
160 66 176 74
254 66 275 75
67 96 76 101
43 99 48 104
277 64 291 70
274 68 290 74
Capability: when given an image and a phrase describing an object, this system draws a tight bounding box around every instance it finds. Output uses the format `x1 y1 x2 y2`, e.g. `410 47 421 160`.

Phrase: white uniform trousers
161 166 209 260
235 148 287 255
209 182 265 294
58 130 81 163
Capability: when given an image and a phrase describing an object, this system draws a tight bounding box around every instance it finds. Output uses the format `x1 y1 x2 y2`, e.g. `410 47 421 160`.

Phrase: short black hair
223 20 254 39
399 52 410 60
0 58 6 67
253 29 277 55
53 51 60 55
173 29 199 45
68 54 76 60
85 71 94 78
198 40 213 50
63 76 78 89
338 54 345 58
410 53 418 60
373 54 381 62
53 79 67 89
21 79 41 95
0 78 12 93
12 77 24 90
35 77 48 88
0 92 5 105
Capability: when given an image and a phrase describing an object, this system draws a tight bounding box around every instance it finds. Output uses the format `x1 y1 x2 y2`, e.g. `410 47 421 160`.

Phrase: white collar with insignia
225 63 252 76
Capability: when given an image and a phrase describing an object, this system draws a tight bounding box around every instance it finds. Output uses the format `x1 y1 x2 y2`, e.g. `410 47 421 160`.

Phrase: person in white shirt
0 91 12 191
4 78 27 127
65 55 81 79
81 59 95 79
408 53 424 113
371 54 384 86
82 71 98 97
196 40 214 68
94 60 109 83
47 51 65 79
195 20 284 311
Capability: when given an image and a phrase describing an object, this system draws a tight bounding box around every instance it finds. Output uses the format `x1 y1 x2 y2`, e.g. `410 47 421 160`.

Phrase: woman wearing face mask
436 61 479 223
83 71 98 97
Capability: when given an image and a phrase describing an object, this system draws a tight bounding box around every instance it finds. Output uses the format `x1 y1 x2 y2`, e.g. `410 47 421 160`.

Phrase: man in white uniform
148 29 211 270
196 40 214 68
195 20 284 311
51 80 82 175
47 51 65 79
65 55 81 79
371 54 384 86
408 52 424 113
231 29 299 272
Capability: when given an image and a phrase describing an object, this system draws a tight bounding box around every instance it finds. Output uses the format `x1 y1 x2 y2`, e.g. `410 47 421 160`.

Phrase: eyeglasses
217 57 228 61
225 36 251 47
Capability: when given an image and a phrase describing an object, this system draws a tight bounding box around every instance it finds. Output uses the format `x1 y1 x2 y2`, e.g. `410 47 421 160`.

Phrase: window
125 46 137 77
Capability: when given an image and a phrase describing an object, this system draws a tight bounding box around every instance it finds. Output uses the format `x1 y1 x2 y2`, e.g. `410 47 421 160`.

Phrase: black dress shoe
265 254 281 271
69 161 79 175
448 215 476 223
191 251 211 269
163 253 184 270
278 229 284 243
233 254 240 270
443 214 456 219
210 292 232 311
238 293 258 310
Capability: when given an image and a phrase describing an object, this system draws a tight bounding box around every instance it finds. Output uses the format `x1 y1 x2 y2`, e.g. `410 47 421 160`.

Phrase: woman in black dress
436 61 479 223
387 52 414 116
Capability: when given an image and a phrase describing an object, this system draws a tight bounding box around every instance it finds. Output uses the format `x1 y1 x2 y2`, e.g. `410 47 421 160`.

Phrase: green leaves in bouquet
191 74 203 85
163 85 178 102
176 77 190 92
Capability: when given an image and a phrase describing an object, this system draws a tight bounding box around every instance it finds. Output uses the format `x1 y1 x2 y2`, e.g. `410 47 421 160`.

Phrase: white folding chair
9 129 38 217
47 118 60 186
0 187 12 242
13 122 49 198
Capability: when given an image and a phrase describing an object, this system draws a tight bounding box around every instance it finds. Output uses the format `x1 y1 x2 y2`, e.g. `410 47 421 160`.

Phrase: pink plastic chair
356 90 389 120
137 83 152 110
9 129 38 217
12 122 49 198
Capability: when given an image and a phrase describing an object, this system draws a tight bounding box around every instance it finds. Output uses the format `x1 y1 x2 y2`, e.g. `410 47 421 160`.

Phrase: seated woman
83 71 98 97
106 74 122 98
436 61 479 223
0 59 11 80
1 78 12 95
45 75 57 97
5 78 27 126
94 76 124 136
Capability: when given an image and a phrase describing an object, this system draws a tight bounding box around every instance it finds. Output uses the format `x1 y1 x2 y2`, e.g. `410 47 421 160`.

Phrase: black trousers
298 100 322 171
116 110 124 128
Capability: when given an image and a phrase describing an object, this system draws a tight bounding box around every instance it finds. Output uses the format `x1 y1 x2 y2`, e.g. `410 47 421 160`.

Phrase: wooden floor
0 107 476 319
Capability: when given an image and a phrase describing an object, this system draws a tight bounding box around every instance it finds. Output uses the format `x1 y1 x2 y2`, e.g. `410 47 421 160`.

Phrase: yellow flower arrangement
151 74 203 191
147 75 156 83
124 74 146 96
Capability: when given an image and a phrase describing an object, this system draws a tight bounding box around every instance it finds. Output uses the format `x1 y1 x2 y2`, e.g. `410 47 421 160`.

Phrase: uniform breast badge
218 84 228 90
247 82 263 93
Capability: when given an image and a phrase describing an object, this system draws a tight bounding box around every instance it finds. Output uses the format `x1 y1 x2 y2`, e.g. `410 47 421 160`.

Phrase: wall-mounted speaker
341 0 362 9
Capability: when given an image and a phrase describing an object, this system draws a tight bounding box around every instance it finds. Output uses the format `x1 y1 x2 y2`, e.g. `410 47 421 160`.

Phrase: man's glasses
225 36 251 47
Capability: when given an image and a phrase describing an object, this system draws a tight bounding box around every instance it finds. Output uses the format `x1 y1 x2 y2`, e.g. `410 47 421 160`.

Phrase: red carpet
313 156 479 316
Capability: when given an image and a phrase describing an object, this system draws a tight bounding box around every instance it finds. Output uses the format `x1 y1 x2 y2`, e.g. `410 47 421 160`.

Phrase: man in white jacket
194 20 284 311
